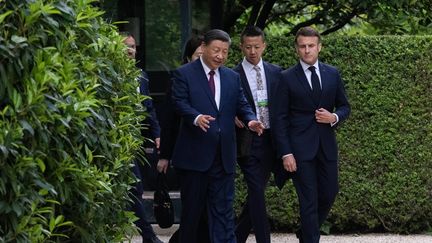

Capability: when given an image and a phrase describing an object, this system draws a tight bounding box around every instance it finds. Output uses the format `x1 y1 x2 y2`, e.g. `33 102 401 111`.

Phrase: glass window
144 0 182 71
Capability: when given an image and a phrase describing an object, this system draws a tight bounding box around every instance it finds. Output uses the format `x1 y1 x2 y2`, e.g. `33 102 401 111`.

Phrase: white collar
242 57 264 72
200 57 219 75
300 59 319 72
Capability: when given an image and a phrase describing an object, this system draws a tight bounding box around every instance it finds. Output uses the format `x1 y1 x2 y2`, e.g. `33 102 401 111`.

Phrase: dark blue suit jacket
233 61 282 158
139 70 160 139
171 59 256 173
274 62 350 162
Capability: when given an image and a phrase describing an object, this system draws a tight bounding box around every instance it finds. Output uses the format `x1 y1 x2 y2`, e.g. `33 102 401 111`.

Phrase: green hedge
229 35 432 234
0 0 145 242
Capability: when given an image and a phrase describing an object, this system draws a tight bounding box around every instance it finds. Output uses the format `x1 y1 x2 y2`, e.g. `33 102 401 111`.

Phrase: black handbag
153 172 174 228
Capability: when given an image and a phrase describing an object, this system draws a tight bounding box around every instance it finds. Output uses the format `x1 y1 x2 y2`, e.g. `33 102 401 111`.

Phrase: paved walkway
128 225 432 243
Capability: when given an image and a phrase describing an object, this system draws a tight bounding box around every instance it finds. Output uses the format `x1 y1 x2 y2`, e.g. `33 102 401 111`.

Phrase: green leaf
55 215 64 225
19 120 34 136
11 35 27 44
49 216 55 232
36 158 46 172
0 10 13 24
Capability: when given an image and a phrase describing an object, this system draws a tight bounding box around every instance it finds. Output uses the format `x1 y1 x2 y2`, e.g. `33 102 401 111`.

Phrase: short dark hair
294 26 321 45
119 31 134 39
203 29 231 45
240 26 265 43
182 35 204 64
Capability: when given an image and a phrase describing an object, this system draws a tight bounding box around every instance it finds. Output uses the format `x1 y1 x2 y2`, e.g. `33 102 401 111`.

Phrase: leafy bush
0 0 145 242
229 35 432 233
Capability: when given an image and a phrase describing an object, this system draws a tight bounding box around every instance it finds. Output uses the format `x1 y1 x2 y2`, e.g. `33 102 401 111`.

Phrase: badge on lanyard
257 90 268 107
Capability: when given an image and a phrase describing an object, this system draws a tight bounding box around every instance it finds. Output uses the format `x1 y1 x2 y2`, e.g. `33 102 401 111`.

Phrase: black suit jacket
158 77 179 160
233 61 282 159
139 70 161 140
274 62 350 162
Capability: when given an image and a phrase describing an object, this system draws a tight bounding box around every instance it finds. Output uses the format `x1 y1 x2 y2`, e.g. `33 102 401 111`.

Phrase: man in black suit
170 29 263 243
233 26 282 243
274 26 350 243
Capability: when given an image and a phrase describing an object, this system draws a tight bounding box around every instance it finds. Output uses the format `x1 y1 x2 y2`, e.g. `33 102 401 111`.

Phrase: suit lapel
263 62 275 99
218 67 228 111
294 63 312 96
294 63 320 106
193 60 218 110
318 62 328 96
235 64 256 113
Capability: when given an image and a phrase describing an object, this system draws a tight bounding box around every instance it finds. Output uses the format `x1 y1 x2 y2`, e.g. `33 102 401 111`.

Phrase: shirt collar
200 57 219 76
242 57 264 73
300 59 319 72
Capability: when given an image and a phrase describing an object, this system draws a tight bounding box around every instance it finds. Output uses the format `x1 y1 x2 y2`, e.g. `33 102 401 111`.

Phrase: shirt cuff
331 113 339 127
193 114 202 126
282 154 293 159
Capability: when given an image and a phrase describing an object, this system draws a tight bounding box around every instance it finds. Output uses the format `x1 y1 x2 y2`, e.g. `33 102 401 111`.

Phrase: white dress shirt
241 58 267 114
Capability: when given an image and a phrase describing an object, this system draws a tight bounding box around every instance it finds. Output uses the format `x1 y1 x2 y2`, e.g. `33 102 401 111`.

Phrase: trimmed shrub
1 0 145 242
229 35 432 233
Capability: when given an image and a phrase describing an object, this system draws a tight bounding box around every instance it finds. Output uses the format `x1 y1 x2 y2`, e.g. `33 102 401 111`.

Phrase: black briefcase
153 172 174 228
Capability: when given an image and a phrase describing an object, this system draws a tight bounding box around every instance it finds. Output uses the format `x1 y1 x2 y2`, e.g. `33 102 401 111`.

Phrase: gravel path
127 225 432 243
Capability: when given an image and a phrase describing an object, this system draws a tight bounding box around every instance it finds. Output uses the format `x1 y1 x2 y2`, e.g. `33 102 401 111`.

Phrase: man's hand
234 116 245 128
315 108 336 124
154 137 160 150
248 120 264 136
283 155 297 172
196 115 216 132
157 159 169 174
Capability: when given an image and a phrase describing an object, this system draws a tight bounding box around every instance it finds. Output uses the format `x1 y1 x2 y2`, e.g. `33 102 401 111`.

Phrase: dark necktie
208 70 215 97
308 66 321 103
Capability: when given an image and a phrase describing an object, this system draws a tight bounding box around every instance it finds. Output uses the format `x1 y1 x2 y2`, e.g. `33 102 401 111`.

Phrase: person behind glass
233 26 283 243
156 35 210 243
273 26 350 243
123 33 163 243
170 29 264 243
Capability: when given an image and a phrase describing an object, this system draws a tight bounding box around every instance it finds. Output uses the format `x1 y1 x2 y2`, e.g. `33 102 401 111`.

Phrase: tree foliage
218 0 432 35
0 0 145 242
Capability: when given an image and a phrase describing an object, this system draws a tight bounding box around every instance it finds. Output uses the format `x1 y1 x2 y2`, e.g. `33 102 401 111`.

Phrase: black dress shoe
295 229 304 243
143 236 164 243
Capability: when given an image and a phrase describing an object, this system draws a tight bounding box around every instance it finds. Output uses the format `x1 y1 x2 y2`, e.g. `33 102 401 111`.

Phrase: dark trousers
130 161 156 239
177 153 236 243
293 146 339 243
236 132 274 243
168 208 210 243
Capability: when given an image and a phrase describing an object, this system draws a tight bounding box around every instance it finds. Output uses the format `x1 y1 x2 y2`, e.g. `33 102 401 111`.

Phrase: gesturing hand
248 120 264 136
197 115 216 132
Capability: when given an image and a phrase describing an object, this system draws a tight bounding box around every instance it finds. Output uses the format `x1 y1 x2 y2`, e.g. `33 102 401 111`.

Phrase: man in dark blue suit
124 34 163 243
274 26 350 243
233 26 282 243
171 29 264 243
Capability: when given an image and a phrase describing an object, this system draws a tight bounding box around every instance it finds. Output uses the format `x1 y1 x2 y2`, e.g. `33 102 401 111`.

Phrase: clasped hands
315 108 336 124
198 115 264 135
